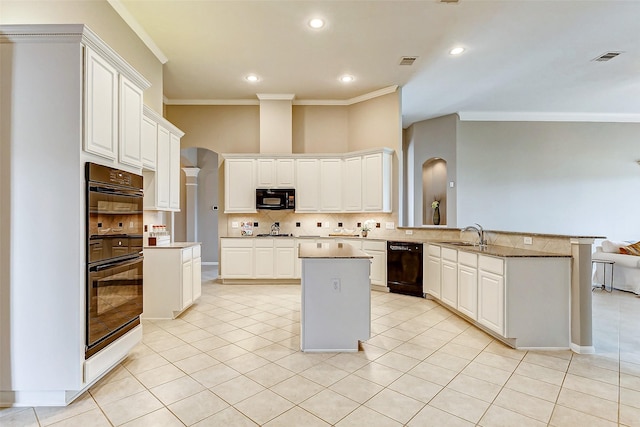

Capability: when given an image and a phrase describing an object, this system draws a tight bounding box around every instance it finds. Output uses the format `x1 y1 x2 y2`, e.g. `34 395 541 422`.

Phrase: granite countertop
431 241 571 258
144 242 200 249
299 242 373 259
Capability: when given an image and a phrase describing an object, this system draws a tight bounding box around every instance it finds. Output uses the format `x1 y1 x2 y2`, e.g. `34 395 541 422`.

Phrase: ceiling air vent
399 56 418 66
593 52 622 62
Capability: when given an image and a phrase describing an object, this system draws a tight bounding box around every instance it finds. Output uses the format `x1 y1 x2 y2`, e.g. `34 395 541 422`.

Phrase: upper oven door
88 183 143 239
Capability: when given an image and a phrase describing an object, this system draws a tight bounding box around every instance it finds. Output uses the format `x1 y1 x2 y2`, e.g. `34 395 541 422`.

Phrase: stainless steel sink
439 241 476 246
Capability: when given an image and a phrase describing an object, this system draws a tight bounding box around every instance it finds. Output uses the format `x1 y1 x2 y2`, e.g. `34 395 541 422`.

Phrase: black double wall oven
86 163 144 359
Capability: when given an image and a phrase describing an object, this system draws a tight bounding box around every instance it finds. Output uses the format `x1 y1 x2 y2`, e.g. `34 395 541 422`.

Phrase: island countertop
299 242 372 259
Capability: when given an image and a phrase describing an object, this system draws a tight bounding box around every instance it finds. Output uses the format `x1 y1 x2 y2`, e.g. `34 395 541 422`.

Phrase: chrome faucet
462 223 487 248
270 222 280 236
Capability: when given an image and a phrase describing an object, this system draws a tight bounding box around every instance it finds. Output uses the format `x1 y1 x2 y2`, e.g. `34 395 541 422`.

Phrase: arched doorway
423 158 447 226
175 147 219 268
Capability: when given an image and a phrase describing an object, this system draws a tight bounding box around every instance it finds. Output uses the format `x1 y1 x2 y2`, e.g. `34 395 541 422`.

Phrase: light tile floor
2 267 639 426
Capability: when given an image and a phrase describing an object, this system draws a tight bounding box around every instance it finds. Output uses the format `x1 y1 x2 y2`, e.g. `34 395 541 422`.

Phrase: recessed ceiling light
245 74 259 82
449 47 465 55
309 18 325 29
339 75 354 83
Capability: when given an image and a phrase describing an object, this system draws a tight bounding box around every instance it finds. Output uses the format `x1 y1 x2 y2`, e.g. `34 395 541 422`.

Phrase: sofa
592 240 640 294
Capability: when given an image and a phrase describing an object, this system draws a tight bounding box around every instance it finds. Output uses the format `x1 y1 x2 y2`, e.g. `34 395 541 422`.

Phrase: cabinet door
276 159 295 187
458 265 478 320
275 246 295 278
169 133 181 210
343 156 362 211
424 255 441 298
192 257 202 301
441 260 458 308
368 250 386 286
362 152 391 212
478 270 505 335
84 47 118 160
156 126 171 209
256 159 275 188
221 247 254 278
141 115 157 170
320 159 342 211
295 159 319 211
254 247 274 278
118 75 143 168
182 260 193 310
225 159 256 212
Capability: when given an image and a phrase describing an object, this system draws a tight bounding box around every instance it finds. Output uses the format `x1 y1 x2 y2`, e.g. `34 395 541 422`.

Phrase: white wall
456 121 640 241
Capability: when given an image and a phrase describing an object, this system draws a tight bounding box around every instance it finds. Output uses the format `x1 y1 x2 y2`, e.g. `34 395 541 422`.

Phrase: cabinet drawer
428 244 441 257
442 247 457 262
221 238 253 248
362 240 386 251
181 247 192 263
458 251 478 268
479 255 504 275
274 238 295 248
192 245 201 258
254 239 274 248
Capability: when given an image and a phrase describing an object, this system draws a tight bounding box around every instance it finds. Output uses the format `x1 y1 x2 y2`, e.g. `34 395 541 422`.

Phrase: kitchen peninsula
299 242 372 352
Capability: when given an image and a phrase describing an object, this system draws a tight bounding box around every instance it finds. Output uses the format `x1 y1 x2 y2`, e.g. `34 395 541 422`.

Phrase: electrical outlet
231 222 239 228
524 236 533 245
323 221 330 228
405 229 413 235
331 278 341 292
385 222 395 229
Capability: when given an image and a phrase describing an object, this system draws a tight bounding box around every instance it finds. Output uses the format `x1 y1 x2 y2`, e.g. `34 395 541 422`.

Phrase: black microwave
256 188 295 210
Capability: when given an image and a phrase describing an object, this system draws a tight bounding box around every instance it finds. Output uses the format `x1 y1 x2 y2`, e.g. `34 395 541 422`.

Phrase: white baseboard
570 342 596 354
201 261 218 266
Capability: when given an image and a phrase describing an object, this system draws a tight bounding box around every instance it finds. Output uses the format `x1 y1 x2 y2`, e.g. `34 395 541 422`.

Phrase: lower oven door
86 255 143 358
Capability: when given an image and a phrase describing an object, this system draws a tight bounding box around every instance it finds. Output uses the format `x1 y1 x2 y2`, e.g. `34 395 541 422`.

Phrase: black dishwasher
387 241 424 297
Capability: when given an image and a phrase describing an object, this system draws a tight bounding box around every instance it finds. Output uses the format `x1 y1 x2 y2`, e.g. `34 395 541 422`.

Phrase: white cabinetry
457 251 478 320
362 240 387 286
256 158 295 188
224 158 256 213
343 156 363 211
320 158 342 211
142 106 184 211
478 256 505 335
118 75 144 168
141 114 157 170
84 47 118 160
362 151 392 212
143 244 202 319
440 248 458 308
220 238 254 278
424 244 441 298
275 239 296 278
295 158 320 211
254 239 275 278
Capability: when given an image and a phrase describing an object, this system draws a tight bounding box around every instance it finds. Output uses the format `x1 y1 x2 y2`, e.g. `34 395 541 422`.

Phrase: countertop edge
144 242 201 249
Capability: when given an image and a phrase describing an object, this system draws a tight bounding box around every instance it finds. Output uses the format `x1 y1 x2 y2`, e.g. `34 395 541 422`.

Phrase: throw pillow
620 241 640 256
602 240 627 253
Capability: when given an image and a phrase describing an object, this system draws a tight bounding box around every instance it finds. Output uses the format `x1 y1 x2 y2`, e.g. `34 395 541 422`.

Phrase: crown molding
458 111 640 123
107 0 169 64
256 93 295 101
165 85 398 107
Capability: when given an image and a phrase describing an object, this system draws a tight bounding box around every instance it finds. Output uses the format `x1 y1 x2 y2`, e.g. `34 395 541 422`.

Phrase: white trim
107 0 169 64
201 261 219 266
256 93 295 101
570 342 596 354
165 85 398 107
458 111 640 123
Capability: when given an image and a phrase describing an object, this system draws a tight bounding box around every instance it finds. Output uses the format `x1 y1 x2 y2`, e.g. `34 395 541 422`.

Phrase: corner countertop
144 242 201 249
299 242 372 259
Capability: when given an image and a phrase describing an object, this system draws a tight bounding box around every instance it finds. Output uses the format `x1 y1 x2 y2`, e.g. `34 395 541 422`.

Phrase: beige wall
348 92 401 153
292 105 349 153
166 105 260 155
0 0 164 111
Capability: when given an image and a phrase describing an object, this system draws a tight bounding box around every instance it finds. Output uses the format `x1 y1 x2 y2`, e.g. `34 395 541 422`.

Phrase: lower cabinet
143 244 202 319
440 248 458 308
457 252 479 320
362 240 387 286
424 244 442 298
477 255 505 335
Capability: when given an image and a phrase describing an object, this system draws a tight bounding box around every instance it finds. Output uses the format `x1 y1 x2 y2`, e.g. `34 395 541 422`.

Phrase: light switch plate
524 236 533 245
405 230 413 235
231 222 239 228
385 222 395 229
323 221 330 228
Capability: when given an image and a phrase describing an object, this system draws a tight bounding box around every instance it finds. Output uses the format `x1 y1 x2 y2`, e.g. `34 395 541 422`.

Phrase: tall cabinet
0 25 151 406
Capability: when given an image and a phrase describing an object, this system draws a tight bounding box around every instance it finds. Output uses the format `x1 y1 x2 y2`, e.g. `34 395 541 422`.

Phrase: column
182 168 200 242
570 237 596 354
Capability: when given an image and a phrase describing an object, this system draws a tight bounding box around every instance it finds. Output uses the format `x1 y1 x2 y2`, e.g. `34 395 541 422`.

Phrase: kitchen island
299 242 372 352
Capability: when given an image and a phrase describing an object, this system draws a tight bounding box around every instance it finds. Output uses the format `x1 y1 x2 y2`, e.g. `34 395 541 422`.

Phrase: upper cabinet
83 45 149 169
142 106 184 212
223 148 393 213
